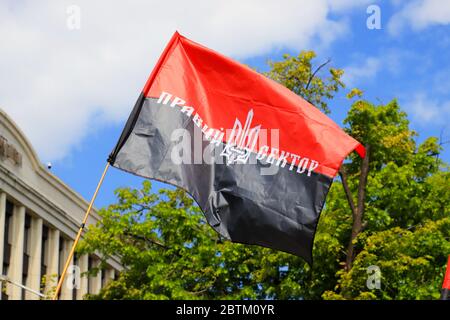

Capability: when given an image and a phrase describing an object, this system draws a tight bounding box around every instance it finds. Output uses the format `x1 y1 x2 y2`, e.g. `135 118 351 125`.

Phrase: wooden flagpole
52 162 110 300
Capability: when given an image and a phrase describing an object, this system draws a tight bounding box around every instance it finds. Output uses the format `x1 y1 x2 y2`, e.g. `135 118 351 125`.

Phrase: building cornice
0 108 101 216
0 108 122 270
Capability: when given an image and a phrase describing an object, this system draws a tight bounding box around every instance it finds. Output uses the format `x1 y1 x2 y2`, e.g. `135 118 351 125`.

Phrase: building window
40 225 48 292
73 254 78 300
21 214 31 299
2 201 13 274
58 236 64 278
101 266 106 288
87 256 92 294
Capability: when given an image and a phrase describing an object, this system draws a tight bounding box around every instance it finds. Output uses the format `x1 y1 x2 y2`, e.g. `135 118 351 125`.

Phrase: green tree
78 185 263 299
78 53 449 300
265 51 344 114
320 96 450 299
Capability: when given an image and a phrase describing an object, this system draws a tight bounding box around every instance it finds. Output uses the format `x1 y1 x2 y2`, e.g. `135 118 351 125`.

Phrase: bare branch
305 58 331 91
339 167 357 219
345 144 370 271
123 231 167 249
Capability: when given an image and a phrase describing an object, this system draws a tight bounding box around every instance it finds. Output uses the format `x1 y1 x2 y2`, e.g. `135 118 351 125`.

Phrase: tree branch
339 167 357 219
123 231 167 249
305 58 331 91
345 145 370 271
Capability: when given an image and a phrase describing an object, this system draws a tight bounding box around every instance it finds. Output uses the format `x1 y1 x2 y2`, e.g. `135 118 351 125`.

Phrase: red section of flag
143 31 364 178
443 255 450 290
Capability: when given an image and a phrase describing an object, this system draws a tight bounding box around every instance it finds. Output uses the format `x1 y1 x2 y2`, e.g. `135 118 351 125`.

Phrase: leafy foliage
320 97 450 299
78 184 263 299
265 51 344 114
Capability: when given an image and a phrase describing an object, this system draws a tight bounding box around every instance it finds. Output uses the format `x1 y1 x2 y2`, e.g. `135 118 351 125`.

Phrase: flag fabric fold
109 31 364 264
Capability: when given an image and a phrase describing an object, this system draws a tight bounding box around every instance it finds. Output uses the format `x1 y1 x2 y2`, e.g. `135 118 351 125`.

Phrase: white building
0 109 121 300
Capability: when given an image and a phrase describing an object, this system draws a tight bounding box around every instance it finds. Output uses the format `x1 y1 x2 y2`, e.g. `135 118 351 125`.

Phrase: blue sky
1 1 449 208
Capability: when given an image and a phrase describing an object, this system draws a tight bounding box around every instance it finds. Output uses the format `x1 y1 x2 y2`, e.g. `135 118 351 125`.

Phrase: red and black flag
108 32 365 264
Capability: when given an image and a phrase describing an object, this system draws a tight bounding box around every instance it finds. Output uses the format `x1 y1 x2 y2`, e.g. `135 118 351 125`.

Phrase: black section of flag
110 98 332 264
109 92 146 164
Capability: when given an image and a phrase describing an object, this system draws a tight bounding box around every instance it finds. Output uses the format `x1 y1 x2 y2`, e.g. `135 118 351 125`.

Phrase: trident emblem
221 109 261 165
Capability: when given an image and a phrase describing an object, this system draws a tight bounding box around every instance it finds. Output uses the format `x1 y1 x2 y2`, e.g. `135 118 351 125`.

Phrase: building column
104 268 115 285
0 193 6 300
76 254 88 300
45 228 59 295
7 205 25 300
60 239 74 300
89 258 102 295
25 217 42 300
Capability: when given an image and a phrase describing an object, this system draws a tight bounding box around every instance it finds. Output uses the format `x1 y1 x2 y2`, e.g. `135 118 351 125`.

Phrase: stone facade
0 109 121 300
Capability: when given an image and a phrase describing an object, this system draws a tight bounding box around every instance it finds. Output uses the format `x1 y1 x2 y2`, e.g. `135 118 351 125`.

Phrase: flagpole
52 162 110 300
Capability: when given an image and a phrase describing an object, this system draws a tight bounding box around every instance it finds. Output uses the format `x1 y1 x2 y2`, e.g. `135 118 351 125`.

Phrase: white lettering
192 113 203 128
157 91 172 105
158 91 321 177
170 97 185 108
180 106 194 117
307 160 319 176
266 148 279 164
297 157 309 174
289 154 300 171
256 145 269 161
276 151 290 168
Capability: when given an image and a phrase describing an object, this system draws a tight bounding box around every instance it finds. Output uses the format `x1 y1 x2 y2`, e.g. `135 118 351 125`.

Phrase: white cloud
388 0 450 35
342 57 381 87
341 47 427 88
328 0 373 12
0 0 366 161
405 93 450 124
